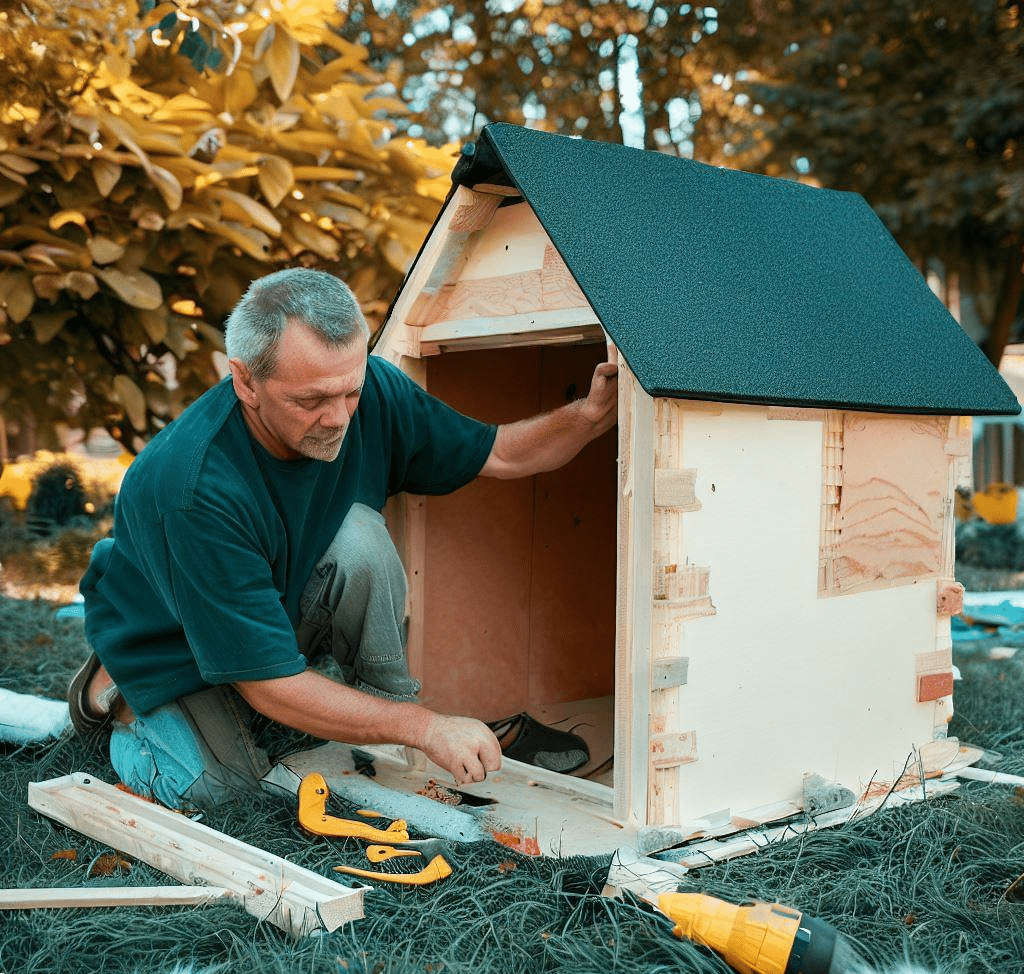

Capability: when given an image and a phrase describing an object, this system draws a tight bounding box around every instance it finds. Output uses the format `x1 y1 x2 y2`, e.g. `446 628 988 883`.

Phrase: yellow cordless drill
659 892 864 974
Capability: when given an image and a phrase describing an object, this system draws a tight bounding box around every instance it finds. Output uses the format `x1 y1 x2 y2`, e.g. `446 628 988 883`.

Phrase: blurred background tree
343 0 1023 363
0 0 455 452
1 0 1021 457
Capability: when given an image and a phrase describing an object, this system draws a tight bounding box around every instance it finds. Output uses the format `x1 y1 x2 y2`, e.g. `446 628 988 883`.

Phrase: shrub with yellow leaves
0 0 456 450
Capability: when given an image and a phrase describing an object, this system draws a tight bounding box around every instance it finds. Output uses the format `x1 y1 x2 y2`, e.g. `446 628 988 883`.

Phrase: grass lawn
2 559 1024 972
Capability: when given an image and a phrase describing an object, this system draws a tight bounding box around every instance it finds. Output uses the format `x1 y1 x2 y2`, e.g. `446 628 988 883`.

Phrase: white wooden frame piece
27 773 364 936
0 886 232 910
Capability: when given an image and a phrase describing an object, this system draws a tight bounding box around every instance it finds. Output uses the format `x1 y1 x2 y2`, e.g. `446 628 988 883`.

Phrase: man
69 268 617 810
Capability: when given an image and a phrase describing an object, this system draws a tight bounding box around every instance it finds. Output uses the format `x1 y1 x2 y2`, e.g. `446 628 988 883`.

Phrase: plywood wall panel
657 406 941 823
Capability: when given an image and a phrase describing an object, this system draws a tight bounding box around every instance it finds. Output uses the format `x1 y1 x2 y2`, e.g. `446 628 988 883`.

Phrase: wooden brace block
27 773 364 936
650 729 697 770
936 579 965 617
916 648 953 674
651 657 689 690
653 468 701 511
918 671 955 702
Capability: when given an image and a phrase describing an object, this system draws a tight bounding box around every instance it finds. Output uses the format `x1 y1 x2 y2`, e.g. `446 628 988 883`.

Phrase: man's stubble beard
299 430 346 462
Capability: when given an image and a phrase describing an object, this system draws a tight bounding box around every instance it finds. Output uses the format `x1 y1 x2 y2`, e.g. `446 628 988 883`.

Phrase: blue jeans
109 503 416 809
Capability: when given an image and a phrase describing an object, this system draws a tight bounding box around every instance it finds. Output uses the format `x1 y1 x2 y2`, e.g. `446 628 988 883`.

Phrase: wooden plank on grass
27 772 364 936
0 885 232 910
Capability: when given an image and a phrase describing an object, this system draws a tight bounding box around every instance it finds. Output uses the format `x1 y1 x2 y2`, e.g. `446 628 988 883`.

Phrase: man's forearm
235 669 431 748
234 669 502 784
480 359 618 480
483 398 607 480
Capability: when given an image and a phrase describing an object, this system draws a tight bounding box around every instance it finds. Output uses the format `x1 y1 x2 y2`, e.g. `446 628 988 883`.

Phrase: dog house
278 124 1019 856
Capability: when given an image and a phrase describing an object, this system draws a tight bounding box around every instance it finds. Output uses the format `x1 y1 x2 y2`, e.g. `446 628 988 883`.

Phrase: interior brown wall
415 343 617 721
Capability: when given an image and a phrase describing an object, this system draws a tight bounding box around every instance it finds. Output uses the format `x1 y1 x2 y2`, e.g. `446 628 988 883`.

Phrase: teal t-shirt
81 356 497 715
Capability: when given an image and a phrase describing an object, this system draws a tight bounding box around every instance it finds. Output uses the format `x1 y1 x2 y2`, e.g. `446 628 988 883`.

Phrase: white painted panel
459 202 549 280
666 406 941 823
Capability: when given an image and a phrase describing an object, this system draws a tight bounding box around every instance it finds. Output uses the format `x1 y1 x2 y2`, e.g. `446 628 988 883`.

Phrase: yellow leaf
95 267 163 310
31 274 61 301
31 308 75 343
0 269 35 323
150 93 213 122
87 237 127 265
135 306 168 345
49 211 89 233
24 242 89 271
0 165 27 186
148 165 183 211
64 271 99 300
0 184 24 207
201 219 274 261
258 155 294 207
223 71 257 118
272 130 345 155
0 153 39 175
309 201 369 230
267 29 300 103
254 24 276 61
285 215 339 259
96 111 148 163
164 204 218 231
164 315 200 358
291 166 361 181
113 375 147 431
206 187 282 235
92 159 123 197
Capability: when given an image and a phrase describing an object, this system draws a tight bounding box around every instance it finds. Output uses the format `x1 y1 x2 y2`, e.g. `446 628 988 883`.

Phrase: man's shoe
487 713 590 774
67 652 123 735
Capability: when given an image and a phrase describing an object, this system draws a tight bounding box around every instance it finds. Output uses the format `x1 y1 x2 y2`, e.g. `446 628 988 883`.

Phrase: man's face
231 320 368 462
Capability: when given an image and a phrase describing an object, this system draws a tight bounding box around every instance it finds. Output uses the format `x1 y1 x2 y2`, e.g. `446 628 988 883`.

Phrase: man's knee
326 504 403 587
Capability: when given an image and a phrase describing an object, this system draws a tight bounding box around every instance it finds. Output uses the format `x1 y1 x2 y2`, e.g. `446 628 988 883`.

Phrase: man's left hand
580 359 619 432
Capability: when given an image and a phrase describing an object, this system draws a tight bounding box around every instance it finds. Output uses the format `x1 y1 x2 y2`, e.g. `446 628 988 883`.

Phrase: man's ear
228 358 259 407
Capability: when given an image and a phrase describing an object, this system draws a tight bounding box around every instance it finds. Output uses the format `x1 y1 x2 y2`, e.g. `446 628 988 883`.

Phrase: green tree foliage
345 0 1024 362
0 0 456 450
340 0 715 150
702 0 1024 364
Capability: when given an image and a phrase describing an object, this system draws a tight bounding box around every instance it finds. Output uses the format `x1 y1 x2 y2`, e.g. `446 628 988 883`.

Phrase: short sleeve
163 504 307 684
367 357 497 496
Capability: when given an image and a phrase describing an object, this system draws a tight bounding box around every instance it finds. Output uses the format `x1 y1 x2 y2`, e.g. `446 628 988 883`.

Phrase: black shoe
487 713 590 774
67 652 123 736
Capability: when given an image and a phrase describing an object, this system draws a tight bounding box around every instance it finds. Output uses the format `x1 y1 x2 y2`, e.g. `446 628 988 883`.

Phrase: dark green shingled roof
452 122 1019 416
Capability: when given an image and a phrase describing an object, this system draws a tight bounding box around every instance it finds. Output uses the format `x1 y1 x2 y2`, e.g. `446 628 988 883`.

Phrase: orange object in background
972 482 1019 524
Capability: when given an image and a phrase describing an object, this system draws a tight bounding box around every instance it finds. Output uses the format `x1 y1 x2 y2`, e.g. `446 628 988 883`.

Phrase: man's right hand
235 670 502 785
420 714 502 785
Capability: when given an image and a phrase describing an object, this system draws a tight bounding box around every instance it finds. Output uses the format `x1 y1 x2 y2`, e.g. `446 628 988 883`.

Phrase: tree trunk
983 237 1024 367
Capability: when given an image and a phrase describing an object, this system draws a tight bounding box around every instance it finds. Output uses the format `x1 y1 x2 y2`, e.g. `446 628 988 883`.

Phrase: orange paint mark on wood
917 671 955 703
491 830 541 856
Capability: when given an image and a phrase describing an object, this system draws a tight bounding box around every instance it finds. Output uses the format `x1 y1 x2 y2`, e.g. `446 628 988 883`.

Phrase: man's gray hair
224 268 369 381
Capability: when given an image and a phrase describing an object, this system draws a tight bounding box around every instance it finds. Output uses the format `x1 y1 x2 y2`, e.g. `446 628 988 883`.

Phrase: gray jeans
109 503 416 809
